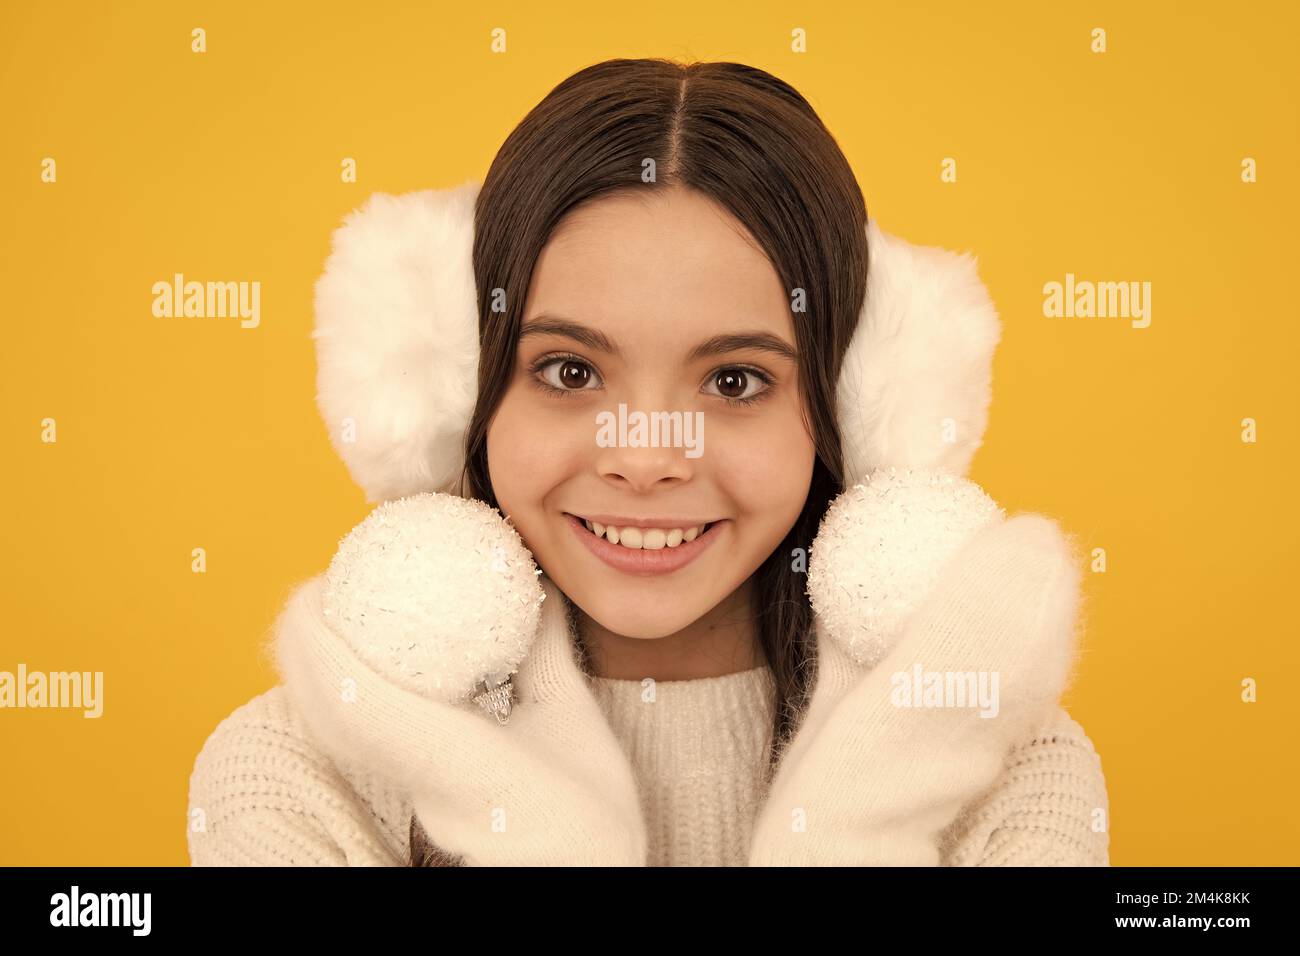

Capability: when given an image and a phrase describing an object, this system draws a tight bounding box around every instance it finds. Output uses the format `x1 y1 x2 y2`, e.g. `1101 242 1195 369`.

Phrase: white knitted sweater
187 663 1110 866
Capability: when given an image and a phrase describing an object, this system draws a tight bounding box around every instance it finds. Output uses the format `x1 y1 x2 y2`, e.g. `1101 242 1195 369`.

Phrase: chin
570 586 714 640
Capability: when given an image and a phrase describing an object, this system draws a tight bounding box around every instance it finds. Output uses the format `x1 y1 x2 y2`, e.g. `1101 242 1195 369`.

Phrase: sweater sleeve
186 686 410 866
937 706 1111 866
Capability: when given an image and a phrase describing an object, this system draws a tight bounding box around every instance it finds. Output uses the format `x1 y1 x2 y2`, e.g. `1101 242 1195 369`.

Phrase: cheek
486 391 544 517
485 386 591 517
710 398 816 526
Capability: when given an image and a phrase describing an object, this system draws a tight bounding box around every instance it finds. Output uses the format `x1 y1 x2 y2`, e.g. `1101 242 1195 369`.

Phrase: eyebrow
686 332 798 364
520 316 798 364
519 317 621 356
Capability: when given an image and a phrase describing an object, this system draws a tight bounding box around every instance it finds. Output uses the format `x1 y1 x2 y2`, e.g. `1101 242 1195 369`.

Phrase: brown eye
713 369 748 398
538 356 602 391
560 361 589 388
703 366 770 403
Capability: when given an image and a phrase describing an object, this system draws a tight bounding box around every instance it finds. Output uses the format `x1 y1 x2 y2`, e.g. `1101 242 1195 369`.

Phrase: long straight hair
411 57 868 866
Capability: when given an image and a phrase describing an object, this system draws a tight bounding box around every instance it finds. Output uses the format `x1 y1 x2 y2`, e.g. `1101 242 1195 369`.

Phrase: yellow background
1 0 1296 865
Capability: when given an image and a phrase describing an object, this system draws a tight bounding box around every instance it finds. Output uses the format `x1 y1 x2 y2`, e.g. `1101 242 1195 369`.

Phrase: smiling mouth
562 512 724 576
564 514 716 550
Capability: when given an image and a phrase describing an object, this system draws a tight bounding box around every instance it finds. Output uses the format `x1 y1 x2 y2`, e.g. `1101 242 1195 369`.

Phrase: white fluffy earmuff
312 182 482 504
311 182 1002 502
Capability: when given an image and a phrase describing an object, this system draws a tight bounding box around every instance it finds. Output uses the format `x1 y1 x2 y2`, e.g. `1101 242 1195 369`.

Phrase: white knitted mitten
273 494 648 866
748 469 1083 866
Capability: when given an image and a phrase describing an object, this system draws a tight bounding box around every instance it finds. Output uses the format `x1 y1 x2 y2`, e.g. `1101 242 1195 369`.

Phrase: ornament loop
473 673 515 725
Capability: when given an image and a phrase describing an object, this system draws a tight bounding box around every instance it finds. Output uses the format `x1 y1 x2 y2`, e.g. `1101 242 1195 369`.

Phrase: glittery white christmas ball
321 493 544 703
808 467 1004 668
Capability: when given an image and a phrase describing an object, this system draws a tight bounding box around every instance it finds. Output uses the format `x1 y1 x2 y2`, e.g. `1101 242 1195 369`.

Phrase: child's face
487 185 816 640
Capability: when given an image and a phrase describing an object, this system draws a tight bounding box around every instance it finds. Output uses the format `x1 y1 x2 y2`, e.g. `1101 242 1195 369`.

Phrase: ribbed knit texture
587 665 777 867
188 670 1110 866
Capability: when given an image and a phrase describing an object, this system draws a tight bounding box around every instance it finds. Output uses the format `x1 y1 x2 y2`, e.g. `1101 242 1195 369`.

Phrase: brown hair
410 57 868 867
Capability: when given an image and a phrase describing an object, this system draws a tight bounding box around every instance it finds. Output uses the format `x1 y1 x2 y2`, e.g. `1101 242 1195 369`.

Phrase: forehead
523 187 792 349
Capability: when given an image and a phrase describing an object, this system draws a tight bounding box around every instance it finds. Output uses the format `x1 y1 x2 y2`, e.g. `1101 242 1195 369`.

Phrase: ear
837 220 1002 484
313 182 481 503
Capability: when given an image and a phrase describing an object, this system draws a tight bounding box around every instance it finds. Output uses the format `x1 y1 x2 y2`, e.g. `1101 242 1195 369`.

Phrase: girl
188 58 1109 867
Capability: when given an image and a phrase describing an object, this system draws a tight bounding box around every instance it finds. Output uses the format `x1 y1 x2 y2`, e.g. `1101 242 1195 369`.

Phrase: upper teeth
582 519 708 550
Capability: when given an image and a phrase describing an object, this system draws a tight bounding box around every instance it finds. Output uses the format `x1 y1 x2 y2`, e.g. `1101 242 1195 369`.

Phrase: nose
595 433 694 494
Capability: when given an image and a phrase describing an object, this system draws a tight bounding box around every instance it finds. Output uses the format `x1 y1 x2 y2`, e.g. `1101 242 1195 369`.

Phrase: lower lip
564 513 725 576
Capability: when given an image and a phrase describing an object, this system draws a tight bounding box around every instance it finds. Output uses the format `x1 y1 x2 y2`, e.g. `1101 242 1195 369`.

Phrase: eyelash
526 352 776 408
